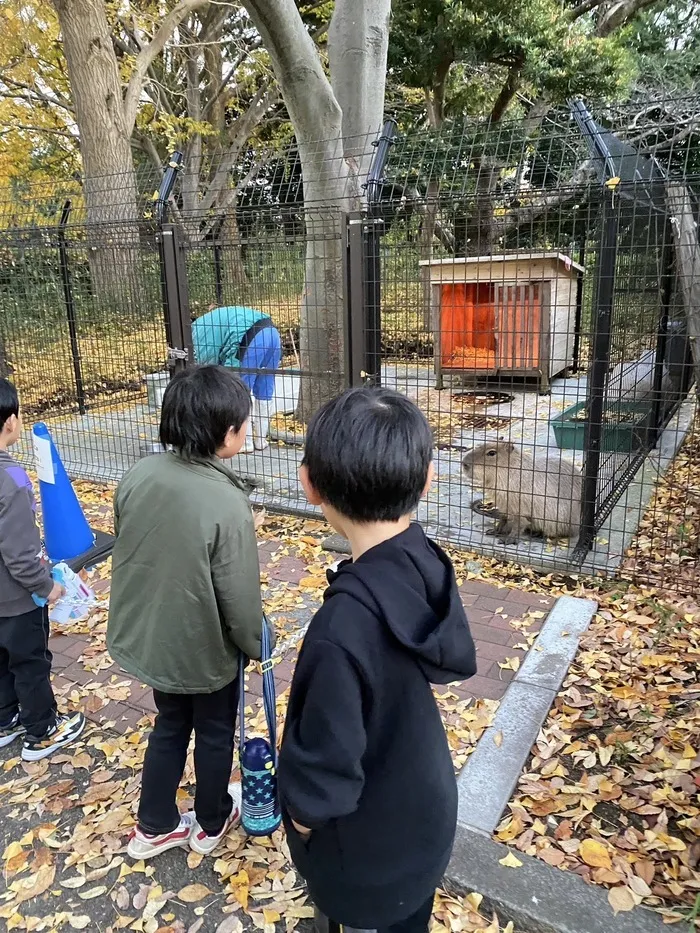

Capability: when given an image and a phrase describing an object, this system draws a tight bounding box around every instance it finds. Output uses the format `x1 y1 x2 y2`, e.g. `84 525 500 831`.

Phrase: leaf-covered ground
0 485 514 933
5 412 699 932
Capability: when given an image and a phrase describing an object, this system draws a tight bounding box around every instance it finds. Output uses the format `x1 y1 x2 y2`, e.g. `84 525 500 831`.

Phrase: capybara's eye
487 449 497 457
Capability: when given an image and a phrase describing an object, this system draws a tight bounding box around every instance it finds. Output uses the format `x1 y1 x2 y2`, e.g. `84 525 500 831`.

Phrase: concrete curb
456 596 597 835
446 828 669 933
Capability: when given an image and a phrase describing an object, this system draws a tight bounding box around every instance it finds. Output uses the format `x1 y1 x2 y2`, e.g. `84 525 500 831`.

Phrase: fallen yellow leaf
177 883 213 903
498 852 523 869
580 839 612 870
608 886 636 914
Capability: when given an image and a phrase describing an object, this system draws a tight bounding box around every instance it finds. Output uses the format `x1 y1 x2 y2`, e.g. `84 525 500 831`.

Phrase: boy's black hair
0 379 19 431
302 387 433 522
159 365 250 459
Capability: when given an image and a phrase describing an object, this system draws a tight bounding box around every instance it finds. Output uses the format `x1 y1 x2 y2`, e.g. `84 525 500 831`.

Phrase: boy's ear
422 461 435 499
299 464 323 506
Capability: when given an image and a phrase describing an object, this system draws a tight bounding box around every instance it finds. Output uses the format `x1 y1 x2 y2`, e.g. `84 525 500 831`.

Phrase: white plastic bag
49 562 96 625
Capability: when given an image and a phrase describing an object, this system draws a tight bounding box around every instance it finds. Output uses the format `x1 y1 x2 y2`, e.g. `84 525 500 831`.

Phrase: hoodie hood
325 523 476 684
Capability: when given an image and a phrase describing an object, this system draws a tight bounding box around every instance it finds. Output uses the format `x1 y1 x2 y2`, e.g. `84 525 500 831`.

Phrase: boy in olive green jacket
108 365 264 860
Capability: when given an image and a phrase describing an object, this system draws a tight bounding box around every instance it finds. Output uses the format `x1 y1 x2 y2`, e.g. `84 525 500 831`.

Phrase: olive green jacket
107 452 263 694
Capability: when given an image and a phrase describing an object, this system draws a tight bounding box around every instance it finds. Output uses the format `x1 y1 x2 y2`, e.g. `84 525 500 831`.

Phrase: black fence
0 102 698 592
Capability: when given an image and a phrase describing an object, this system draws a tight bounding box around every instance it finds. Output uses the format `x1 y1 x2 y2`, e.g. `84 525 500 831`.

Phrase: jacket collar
167 451 249 492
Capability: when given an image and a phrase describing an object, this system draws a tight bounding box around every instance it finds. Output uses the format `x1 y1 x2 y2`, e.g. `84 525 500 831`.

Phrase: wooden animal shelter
420 253 584 392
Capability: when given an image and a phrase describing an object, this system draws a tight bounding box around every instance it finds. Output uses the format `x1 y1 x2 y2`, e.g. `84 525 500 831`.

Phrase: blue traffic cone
32 422 95 562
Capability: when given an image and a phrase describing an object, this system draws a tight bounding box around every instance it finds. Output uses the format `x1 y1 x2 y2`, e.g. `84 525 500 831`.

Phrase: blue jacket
192 306 267 369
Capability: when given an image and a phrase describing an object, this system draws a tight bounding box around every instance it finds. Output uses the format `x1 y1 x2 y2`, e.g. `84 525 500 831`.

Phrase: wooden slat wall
494 283 542 371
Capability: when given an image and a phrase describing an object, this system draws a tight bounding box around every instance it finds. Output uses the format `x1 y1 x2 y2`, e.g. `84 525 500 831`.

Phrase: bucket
144 372 170 411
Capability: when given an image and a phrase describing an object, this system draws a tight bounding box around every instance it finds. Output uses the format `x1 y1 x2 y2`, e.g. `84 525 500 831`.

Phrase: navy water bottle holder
238 616 282 837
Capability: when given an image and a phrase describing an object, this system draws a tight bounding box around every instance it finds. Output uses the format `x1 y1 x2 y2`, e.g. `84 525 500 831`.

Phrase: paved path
47 542 553 734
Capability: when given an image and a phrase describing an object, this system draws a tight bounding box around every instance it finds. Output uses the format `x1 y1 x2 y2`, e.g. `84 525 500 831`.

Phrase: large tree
241 0 392 417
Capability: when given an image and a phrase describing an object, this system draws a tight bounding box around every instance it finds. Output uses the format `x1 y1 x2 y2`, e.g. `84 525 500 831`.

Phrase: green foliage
389 0 648 123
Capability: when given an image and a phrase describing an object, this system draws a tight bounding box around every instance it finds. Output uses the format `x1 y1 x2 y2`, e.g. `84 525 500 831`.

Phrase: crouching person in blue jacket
279 388 478 933
192 305 282 453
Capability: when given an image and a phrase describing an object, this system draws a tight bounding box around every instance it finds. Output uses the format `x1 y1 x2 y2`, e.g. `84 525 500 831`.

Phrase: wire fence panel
0 219 167 481
0 99 698 593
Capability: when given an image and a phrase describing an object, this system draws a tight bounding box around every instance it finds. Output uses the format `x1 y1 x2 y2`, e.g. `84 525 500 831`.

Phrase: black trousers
316 894 435 933
137 679 239 836
0 606 57 737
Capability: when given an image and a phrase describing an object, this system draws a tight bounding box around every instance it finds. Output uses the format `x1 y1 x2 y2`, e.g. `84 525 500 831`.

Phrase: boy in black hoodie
279 388 477 933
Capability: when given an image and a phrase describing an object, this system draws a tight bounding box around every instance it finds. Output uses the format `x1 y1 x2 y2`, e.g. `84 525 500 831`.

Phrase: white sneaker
127 812 195 860
253 398 277 450
189 783 242 855
22 712 86 761
241 416 255 453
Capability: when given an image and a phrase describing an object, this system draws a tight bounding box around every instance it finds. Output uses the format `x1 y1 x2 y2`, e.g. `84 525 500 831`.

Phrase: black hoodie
279 523 477 928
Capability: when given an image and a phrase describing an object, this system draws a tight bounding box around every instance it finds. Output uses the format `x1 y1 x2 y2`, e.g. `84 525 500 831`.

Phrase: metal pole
155 152 183 224
578 191 618 553
57 200 86 415
362 216 383 386
572 233 587 371
212 216 224 306
361 118 398 387
650 218 675 443
345 213 366 388
158 223 193 373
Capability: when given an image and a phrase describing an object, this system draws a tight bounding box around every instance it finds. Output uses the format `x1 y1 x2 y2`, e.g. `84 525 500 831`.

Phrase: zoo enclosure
0 99 698 589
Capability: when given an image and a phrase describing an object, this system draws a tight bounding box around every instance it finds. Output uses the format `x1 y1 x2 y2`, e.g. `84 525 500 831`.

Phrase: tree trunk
667 182 700 394
52 0 140 304
0 338 11 378
242 0 392 421
328 0 391 177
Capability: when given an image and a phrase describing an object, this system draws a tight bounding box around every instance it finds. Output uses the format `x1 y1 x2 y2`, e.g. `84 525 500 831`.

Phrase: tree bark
667 182 700 394
328 0 391 177
52 0 139 302
242 0 392 421
51 0 205 304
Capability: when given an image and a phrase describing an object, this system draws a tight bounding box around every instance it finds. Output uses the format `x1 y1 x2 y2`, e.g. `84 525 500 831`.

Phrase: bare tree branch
596 0 661 37
202 37 263 120
198 82 278 214
569 0 606 20
0 77 74 114
123 0 208 135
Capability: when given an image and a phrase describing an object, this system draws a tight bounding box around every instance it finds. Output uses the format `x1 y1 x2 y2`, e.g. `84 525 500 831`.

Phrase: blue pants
239 326 282 401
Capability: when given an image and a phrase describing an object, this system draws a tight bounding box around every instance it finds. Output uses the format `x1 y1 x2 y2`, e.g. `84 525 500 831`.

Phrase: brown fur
462 441 582 543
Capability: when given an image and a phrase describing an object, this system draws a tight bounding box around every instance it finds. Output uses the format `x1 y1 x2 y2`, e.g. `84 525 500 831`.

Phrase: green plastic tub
550 400 653 452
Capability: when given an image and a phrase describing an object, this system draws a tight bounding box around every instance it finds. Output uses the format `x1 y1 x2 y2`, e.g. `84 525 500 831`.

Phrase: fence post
361 118 397 387
344 212 367 388
362 214 383 386
650 218 675 444
57 200 86 415
211 215 224 306
572 233 587 372
578 190 618 553
158 223 193 373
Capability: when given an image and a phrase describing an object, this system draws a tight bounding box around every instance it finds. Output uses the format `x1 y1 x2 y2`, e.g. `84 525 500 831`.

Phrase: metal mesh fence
0 101 698 592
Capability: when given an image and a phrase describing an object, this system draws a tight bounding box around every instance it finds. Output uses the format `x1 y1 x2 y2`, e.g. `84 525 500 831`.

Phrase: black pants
316 894 435 933
0 606 57 737
137 679 239 836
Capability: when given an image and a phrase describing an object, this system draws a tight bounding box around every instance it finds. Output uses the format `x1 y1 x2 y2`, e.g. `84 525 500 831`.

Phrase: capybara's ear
507 442 516 452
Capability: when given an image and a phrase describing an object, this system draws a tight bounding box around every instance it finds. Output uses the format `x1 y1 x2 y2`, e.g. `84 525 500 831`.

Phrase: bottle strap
238 615 277 764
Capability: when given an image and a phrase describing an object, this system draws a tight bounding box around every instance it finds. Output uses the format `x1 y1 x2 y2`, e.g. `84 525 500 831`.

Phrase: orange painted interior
440 283 496 368
440 281 543 371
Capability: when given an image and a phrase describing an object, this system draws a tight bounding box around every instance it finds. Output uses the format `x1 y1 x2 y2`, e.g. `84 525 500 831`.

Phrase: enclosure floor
17 363 666 573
